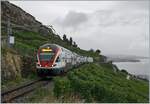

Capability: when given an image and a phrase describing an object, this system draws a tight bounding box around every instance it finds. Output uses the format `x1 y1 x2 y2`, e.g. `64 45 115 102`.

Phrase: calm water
113 59 150 76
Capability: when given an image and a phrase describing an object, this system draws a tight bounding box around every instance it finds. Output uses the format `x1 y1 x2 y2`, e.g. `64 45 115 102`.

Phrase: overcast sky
10 1 149 57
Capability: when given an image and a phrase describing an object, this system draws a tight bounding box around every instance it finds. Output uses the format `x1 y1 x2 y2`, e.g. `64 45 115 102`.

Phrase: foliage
121 69 128 74
53 63 149 103
63 34 67 41
54 77 71 98
73 41 77 48
21 56 36 77
12 29 100 59
69 37 73 46
95 49 101 55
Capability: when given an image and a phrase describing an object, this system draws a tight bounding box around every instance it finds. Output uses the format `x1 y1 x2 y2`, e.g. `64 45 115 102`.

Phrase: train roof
39 43 59 48
39 44 71 52
39 43 81 55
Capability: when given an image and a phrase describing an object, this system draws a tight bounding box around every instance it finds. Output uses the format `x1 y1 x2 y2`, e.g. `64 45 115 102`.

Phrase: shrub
53 77 71 98
53 63 149 103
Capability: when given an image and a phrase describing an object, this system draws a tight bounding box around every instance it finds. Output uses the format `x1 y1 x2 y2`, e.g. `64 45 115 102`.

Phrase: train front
36 46 57 69
36 44 61 77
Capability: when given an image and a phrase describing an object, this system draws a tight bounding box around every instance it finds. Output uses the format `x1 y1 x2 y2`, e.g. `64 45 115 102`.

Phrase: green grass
26 87 52 103
53 63 149 103
13 30 49 56
1 75 36 91
14 30 48 41
12 29 100 59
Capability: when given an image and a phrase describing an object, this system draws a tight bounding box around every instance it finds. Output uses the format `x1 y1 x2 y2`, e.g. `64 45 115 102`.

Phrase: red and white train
36 43 93 76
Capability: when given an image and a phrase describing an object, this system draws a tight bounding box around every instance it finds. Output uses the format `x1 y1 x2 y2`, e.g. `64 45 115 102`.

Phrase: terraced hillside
1 1 149 103
1 1 100 58
1 1 101 85
54 63 149 103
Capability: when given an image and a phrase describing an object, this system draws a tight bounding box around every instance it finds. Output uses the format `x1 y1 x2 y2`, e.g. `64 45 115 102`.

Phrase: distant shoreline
106 55 149 63
113 58 149 81
112 60 140 63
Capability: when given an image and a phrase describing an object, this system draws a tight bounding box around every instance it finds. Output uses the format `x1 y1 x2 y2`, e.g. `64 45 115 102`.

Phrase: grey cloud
61 11 88 28
51 2 149 57
90 1 149 28
93 10 117 27
126 1 149 10
115 1 149 10
92 9 148 27
9 1 148 57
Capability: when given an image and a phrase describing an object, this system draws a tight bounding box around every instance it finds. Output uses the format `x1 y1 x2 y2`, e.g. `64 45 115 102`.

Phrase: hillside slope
1 1 149 103
1 1 53 36
54 63 149 103
1 1 100 57
1 1 100 83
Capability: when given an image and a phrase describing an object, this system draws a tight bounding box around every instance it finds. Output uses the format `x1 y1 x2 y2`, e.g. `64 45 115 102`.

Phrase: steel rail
1 78 50 103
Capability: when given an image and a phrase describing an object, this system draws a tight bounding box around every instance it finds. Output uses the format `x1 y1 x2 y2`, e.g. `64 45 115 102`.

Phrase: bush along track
53 63 149 103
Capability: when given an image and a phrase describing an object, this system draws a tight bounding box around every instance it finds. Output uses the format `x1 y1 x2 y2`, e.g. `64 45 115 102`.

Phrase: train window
56 56 60 62
40 53 54 61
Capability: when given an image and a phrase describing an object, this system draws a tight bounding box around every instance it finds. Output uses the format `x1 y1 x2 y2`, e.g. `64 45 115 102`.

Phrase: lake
113 59 150 76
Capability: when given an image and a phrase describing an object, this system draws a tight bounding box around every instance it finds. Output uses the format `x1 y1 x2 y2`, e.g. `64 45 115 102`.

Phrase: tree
89 48 94 52
69 37 73 46
121 69 128 75
63 34 70 45
96 49 101 55
63 34 67 41
73 41 77 47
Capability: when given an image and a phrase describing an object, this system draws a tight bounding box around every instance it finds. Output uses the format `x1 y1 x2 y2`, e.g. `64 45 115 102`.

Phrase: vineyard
54 63 149 103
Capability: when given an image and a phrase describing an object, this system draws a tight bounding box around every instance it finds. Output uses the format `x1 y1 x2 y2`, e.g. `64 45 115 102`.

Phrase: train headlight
52 64 56 67
37 63 41 66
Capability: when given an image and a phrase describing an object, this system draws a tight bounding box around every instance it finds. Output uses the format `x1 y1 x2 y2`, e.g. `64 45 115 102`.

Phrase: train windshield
39 53 55 61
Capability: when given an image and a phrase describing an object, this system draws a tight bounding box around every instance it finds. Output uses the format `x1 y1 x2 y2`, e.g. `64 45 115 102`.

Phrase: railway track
1 78 51 103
